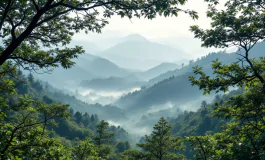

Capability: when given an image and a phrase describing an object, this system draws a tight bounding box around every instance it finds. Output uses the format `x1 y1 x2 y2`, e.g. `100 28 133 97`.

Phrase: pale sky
72 0 230 59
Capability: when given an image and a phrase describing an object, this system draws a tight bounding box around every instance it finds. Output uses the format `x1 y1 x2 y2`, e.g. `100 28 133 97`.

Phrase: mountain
135 62 180 81
33 65 97 89
153 36 220 59
115 73 205 115
121 34 148 42
148 51 237 86
98 34 189 70
75 53 130 78
148 40 265 86
34 53 131 89
114 41 265 115
80 76 145 91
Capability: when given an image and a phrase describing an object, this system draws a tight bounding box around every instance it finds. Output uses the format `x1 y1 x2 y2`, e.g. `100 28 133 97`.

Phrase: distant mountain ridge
114 41 265 114
34 53 132 88
122 34 148 42
135 62 180 81
80 76 145 91
115 72 204 115
149 41 265 86
98 34 190 70
76 53 130 78
34 34 192 90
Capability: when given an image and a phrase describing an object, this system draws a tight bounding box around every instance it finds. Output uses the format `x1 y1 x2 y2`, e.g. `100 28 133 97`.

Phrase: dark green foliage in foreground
186 0 265 159
0 69 130 159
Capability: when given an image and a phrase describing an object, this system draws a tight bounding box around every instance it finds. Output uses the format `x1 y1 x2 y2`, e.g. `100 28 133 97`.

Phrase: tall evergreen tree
94 120 114 159
201 100 207 108
74 111 83 124
137 117 186 160
27 73 34 84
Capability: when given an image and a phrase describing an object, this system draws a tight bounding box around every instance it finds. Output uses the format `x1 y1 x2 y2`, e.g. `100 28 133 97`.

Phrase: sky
72 0 231 59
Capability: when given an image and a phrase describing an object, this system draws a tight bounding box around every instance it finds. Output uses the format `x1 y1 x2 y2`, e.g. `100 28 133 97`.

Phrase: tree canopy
187 1 265 159
189 0 265 94
0 0 197 73
0 1 197 159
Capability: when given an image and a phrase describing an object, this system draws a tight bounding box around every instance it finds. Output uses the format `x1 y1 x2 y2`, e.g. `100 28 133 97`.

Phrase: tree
201 100 207 108
0 0 197 72
189 0 265 94
0 66 71 159
187 0 265 159
74 111 83 124
187 88 265 159
137 117 186 160
189 60 194 65
83 112 90 126
72 138 99 160
119 149 151 160
0 94 70 159
214 94 221 103
115 141 131 153
0 0 198 159
94 120 114 159
27 73 34 84
69 108 74 117
186 135 216 160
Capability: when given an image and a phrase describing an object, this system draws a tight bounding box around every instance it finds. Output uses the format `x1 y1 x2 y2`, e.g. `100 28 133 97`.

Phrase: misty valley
1 0 265 160
20 35 265 159
32 35 215 134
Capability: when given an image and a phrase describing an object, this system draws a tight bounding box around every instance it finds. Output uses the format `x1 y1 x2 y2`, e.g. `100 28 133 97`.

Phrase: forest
1 0 265 159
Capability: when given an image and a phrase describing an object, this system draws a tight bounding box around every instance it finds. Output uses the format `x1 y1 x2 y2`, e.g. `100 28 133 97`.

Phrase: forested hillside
135 62 181 81
34 53 131 89
116 73 203 113
116 41 265 115
80 76 145 91
149 42 265 86
1 70 133 159
2 0 265 159
44 81 128 122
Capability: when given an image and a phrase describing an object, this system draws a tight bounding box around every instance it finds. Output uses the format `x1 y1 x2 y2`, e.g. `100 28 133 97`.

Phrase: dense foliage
2 0 265 159
0 0 197 70
186 0 265 159
0 70 131 159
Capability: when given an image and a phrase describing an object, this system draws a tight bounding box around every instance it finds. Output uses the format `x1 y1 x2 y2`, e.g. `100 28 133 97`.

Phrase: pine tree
27 73 34 84
201 101 207 108
137 117 186 160
74 111 83 124
94 120 114 159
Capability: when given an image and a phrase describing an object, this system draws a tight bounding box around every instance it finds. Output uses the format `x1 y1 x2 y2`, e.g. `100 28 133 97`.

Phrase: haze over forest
1 0 265 159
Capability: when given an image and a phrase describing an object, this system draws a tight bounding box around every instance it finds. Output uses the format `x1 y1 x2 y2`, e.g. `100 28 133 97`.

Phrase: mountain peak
122 34 148 42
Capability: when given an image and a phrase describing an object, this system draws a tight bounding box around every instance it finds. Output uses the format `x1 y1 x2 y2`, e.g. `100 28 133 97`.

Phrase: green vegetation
0 70 131 159
186 0 265 159
0 0 197 159
137 117 186 160
2 0 265 159
118 117 186 160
